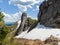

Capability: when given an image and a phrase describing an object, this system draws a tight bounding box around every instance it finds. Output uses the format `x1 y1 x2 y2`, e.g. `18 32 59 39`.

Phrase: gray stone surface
38 0 60 28
15 12 27 35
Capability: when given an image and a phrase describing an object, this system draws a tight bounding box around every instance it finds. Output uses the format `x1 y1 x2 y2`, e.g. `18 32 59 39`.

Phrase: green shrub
27 17 37 25
0 12 10 44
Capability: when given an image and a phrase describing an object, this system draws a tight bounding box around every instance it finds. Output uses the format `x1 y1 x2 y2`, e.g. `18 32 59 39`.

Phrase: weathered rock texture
38 0 60 28
15 12 30 35
15 13 27 35
27 21 38 33
44 35 60 45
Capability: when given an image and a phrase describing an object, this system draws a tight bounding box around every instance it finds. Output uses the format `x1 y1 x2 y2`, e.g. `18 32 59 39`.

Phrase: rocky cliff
38 0 60 28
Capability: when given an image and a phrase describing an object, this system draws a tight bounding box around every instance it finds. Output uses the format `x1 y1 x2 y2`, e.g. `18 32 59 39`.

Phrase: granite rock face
38 0 60 28
15 12 30 35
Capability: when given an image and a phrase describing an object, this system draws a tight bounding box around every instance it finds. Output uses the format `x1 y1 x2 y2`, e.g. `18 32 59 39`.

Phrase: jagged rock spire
15 12 27 35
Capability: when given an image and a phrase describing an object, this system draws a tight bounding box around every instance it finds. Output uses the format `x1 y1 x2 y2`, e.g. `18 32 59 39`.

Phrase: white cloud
36 5 39 10
17 4 27 12
3 12 22 23
3 0 44 23
9 0 43 12
28 16 37 20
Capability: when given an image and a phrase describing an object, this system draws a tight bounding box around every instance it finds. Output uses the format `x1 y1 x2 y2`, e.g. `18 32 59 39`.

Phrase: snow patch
16 20 21 30
15 23 60 41
15 30 28 38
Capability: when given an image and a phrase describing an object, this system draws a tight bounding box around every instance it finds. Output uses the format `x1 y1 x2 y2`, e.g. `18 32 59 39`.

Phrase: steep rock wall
38 0 60 28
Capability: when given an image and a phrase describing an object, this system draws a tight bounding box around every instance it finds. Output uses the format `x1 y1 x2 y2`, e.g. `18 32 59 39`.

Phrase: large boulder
44 35 60 45
38 0 60 28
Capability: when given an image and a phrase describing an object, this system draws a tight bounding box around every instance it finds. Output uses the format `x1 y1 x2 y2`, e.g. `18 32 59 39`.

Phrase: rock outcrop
38 0 60 28
44 35 60 45
15 12 30 35
15 12 27 35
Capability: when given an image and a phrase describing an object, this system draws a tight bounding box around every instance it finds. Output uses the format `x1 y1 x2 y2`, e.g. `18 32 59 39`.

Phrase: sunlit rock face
16 12 30 35
16 13 27 35
44 35 60 45
38 0 60 28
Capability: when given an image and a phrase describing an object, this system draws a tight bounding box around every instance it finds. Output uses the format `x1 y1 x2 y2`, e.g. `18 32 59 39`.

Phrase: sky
0 0 44 23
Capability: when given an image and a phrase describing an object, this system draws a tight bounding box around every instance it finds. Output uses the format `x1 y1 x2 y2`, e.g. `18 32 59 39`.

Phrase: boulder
38 0 60 28
44 35 59 45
